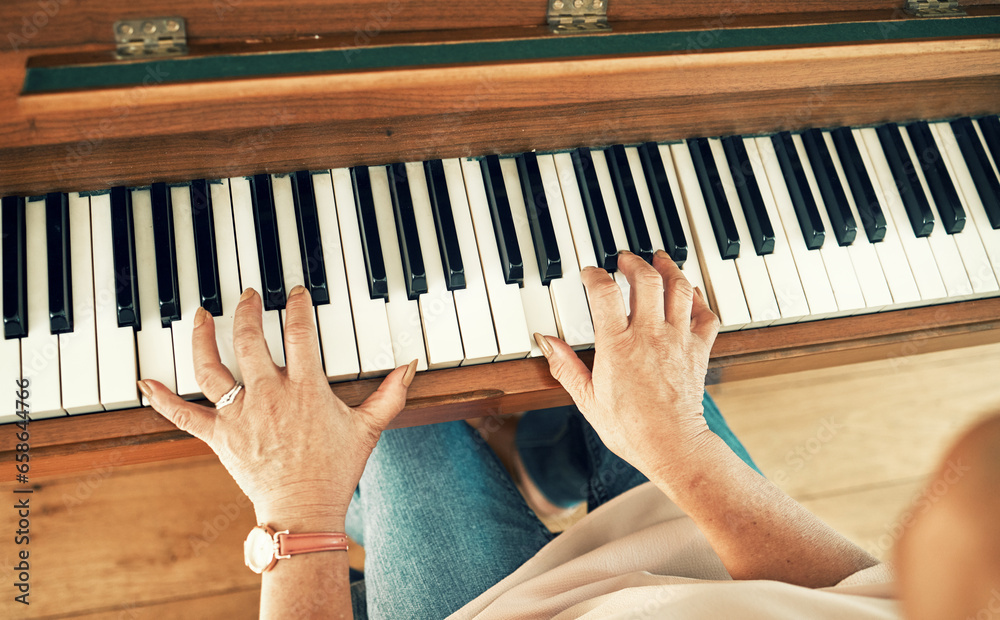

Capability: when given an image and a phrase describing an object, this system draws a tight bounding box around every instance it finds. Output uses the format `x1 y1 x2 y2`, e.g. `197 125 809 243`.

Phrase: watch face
245 527 275 573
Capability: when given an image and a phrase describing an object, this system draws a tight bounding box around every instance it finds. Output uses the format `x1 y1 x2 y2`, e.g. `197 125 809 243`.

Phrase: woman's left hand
140 285 416 529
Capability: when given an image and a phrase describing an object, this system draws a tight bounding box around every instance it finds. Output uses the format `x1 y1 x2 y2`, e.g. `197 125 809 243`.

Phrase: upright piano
1 0 999 477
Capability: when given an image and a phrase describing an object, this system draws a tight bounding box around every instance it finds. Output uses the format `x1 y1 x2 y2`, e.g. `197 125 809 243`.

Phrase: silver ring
215 382 243 409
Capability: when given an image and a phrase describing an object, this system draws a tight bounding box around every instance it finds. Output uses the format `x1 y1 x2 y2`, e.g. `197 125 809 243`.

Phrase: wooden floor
3 342 999 619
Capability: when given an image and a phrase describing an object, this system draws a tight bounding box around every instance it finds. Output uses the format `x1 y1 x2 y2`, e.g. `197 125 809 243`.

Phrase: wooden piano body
1 0 999 477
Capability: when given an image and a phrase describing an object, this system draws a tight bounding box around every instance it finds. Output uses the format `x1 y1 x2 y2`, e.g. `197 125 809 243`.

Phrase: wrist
255 508 347 533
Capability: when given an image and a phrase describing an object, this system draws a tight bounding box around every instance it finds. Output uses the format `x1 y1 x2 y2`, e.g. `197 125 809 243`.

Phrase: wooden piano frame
1 0 999 477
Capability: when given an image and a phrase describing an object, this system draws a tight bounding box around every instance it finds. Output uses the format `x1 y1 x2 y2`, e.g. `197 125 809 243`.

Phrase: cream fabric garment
450 482 898 619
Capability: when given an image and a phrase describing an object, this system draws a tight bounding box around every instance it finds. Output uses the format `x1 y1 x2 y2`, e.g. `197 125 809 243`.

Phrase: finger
535 333 594 411
232 288 280 385
355 359 417 430
580 266 628 339
617 251 665 327
140 379 217 444
191 307 238 402
690 286 721 345
282 285 323 382
652 250 695 328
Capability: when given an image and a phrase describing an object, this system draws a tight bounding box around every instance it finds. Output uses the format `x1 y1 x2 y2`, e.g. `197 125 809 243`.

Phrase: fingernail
401 359 418 388
694 286 704 300
654 249 669 260
137 380 152 400
194 306 209 328
240 288 257 302
533 332 553 358
618 250 633 256
287 284 307 298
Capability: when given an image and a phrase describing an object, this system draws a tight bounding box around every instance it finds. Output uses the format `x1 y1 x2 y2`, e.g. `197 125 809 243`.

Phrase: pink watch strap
276 532 349 559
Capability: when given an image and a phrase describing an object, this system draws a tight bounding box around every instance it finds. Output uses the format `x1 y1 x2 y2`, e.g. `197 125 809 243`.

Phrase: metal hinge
114 17 188 59
547 0 610 34
903 0 967 17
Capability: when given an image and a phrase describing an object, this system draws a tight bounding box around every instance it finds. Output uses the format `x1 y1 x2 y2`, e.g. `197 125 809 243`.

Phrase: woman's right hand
536 250 720 479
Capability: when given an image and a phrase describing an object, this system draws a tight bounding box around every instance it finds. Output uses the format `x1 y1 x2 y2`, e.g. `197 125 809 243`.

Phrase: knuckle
635 271 664 290
283 320 315 346
233 332 258 358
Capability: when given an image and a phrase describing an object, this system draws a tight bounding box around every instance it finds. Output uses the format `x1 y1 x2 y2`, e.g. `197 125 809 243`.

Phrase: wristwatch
244 523 349 573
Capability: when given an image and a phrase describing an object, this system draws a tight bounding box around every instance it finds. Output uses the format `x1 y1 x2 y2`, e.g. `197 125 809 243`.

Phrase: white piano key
930 122 1000 292
838 131 922 308
817 131 893 312
208 179 244 383
974 119 1000 179
169 186 202 399
59 193 101 413
131 188 177 405
553 153 600 270
271 174 306 292
21 197 63 418
441 159 500 366
754 136 839 319
710 138 781 325
537 154 594 349
369 166 429 370
499 158 560 357
655 145 708 296
0 213 22 423
89 193 140 410
791 134 867 314
897 129 974 299
331 169 396 377
818 131 894 311
229 177 286 367
926 124 999 296
670 143 751 330
739 139 810 322
459 158 527 362
589 149 632 313
404 162 465 369
858 128 948 302
311 172 361 381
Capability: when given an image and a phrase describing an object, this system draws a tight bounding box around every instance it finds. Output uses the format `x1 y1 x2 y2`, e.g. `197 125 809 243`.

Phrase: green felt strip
23 16 1000 93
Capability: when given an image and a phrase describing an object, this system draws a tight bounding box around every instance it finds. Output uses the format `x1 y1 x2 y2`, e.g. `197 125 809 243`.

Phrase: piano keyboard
2 117 999 423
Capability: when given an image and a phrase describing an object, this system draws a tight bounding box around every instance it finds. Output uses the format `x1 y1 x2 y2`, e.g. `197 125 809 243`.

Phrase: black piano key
516 152 562 284
906 122 966 234
831 127 887 243
571 148 618 271
250 174 287 310
979 116 1000 178
951 118 1000 229
424 160 466 291
386 164 427 300
109 186 140 329
771 132 826 250
606 145 654 262
189 180 223 316
721 136 776 255
350 167 390 300
876 123 935 237
291 171 331 305
481 155 523 285
2 196 27 339
45 192 73 334
150 183 182 326
688 138 740 259
801 129 857 246
637 142 688 266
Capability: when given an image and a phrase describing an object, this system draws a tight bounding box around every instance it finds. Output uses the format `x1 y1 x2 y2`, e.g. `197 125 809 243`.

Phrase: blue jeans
347 392 759 619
